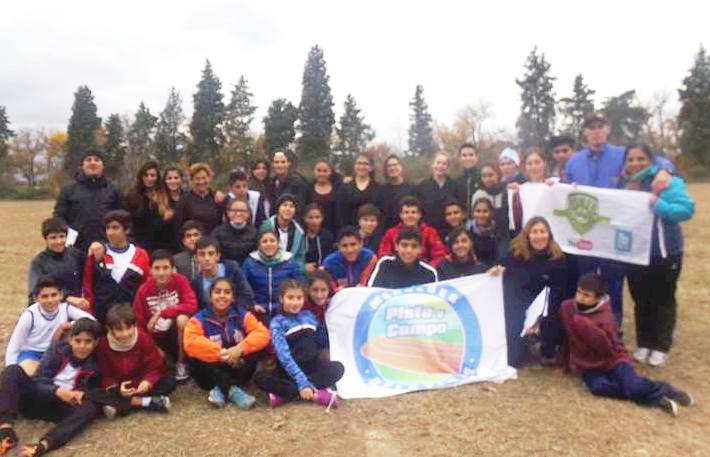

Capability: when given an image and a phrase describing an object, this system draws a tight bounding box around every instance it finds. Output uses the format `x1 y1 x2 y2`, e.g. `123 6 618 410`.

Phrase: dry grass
0 190 708 457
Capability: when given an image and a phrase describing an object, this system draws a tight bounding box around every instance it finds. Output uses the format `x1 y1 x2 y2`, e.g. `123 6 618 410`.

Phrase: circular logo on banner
353 283 482 391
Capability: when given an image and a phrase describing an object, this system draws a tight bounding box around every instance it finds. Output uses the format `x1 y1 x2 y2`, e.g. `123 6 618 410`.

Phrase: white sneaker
633 347 651 363
648 350 668 367
175 362 190 382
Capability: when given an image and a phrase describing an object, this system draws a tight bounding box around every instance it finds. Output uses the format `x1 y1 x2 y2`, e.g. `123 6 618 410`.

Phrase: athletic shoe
102 405 117 420
175 363 190 382
666 386 694 407
208 386 226 408
268 393 285 408
0 427 18 455
632 347 650 363
145 396 171 413
20 442 47 457
653 397 678 417
313 389 338 409
228 386 255 410
648 350 668 367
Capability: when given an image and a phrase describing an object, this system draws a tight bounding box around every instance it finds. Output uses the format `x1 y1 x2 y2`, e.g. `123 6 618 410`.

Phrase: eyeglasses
228 209 249 214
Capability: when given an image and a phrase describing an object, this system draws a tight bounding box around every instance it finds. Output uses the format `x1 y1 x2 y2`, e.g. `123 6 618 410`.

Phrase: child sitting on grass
5 278 95 377
304 270 334 359
559 273 693 416
254 280 344 408
0 318 102 457
94 304 175 418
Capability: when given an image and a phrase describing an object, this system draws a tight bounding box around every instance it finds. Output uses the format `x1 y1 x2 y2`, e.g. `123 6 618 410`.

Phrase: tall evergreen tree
297 45 335 163
678 45 710 166
155 87 187 165
104 114 126 180
0 106 13 167
407 85 435 157
516 47 556 151
190 60 225 164
335 94 374 169
559 74 595 142
65 85 101 174
127 102 158 165
224 75 257 167
263 99 298 156
601 90 648 145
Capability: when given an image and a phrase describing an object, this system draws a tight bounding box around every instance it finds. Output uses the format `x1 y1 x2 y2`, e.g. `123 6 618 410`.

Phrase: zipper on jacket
268 266 273 316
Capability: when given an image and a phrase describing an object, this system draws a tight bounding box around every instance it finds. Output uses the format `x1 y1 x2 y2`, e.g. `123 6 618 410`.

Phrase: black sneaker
666 387 694 407
654 397 678 417
145 396 171 413
0 427 18 456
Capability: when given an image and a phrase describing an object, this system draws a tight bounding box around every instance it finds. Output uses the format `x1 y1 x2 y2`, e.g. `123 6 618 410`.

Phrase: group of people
0 111 696 455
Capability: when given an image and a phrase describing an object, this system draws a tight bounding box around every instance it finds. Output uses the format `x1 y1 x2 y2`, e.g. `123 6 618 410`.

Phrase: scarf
471 218 497 237
622 165 656 190
107 327 139 352
230 221 248 230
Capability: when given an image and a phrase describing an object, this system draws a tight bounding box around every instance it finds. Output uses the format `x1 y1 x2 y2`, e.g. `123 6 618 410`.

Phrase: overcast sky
2 0 709 149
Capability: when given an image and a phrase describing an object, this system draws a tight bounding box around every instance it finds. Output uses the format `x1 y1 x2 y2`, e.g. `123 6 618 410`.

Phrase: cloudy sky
2 0 709 149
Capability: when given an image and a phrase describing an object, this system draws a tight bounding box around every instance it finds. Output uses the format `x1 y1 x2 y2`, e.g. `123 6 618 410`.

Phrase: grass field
0 189 708 457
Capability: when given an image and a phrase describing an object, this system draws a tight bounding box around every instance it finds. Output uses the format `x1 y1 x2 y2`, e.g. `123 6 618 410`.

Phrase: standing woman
157 166 185 252
268 151 308 213
336 153 381 228
417 151 457 234
381 154 417 229
249 159 271 217
307 160 338 235
622 144 694 367
509 149 548 233
124 161 169 252
175 163 223 235
502 217 567 367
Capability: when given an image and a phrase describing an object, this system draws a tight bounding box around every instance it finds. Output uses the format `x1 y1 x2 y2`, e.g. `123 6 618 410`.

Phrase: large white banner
326 274 516 399
518 183 654 266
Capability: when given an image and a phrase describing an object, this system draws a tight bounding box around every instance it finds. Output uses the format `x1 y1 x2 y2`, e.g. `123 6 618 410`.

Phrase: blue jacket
190 259 255 311
270 310 321 390
323 248 377 288
192 305 247 350
242 250 305 318
34 340 100 399
260 216 306 269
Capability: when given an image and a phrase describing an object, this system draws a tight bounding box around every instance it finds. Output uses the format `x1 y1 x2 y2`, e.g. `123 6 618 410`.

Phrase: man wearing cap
53 149 122 252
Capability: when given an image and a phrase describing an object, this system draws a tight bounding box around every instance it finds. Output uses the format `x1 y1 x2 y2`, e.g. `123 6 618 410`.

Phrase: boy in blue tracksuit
254 279 343 408
323 226 378 289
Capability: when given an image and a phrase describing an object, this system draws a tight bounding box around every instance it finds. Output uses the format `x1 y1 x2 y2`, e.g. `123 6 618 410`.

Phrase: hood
249 248 294 266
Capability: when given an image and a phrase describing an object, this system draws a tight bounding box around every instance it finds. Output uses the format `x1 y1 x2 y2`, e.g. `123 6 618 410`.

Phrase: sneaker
207 386 226 408
102 405 117 420
654 397 678 417
632 347 651 363
268 393 285 408
666 387 694 407
313 389 338 409
175 363 190 382
228 386 255 410
648 350 668 367
145 396 171 413
0 427 18 456
20 442 47 457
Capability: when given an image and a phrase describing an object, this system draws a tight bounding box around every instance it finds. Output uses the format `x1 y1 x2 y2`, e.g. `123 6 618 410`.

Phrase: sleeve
183 316 222 363
139 333 165 386
270 318 313 390
53 186 70 220
82 255 96 311
132 287 150 330
173 198 188 240
294 237 307 270
360 255 379 286
33 344 61 397
366 258 386 287
160 275 199 319
232 265 255 311
654 179 695 224
4 311 32 366
653 156 676 174
377 229 395 258
66 304 97 322
136 249 151 286
427 229 448 267
96 343 119 390
239 312 270 355
27 257 42 304
567 314 615 357
254 194 266 229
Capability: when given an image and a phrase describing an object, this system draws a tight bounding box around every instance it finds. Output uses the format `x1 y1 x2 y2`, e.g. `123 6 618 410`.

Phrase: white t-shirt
278 228 289 252
108 244 136 283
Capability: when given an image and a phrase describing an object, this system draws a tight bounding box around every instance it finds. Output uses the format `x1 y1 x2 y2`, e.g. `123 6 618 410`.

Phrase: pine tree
297 45 335 163
335 94 374 169
407 85 435 157
516 47 557 151
559 74 595 142
155 87 187 165
0 106 14 167
104 114 126 180
224 75 257 167
678 45 710 166
263 99 298 156
601 90 648 145
127 102 158 166
65 86 101 174
190 60 225 164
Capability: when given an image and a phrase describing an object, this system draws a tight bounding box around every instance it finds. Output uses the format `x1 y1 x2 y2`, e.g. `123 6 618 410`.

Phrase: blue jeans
583 362 667 404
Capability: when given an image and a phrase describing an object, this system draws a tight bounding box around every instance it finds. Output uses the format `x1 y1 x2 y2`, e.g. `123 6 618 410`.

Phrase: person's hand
147 313 161 333
88 242 105 262
341 176 353 184
67 296 91 311
135 380 152 395
486 265 505 277
649 194 659 208
119 381 136 397
507 182 520 192
163 208 175 222
651 169 671 194
299 387 315 401
523 323 540 336
214 190 226 204
253 304 267 314
56 387 76 404
52 322 73 342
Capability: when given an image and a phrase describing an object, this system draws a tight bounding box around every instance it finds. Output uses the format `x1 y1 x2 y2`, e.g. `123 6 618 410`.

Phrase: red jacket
377 222 448 267
133 273 198 331
95 327 166 389
558 296 631 373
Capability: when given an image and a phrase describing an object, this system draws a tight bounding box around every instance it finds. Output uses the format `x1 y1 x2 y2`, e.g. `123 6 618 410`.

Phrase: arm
4 311 32 366
232 265 255 311
567 314 615 357
654 179 695 224
82 255 96 311
53 186 70 220
377 229 395 258
427 229 448 267
183 316 222 363
132 288 150 330
33 343 63 397
238 312 270 355
139 333 165 386
66 303 96 321
159 275 199 319
270 318 313 390
360 255 379 286
27 257 42 303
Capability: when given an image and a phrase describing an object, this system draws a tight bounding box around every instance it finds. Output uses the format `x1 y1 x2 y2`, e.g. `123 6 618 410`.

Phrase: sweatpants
577 256 625 324
189 357 258 394
0 365 99 449
254 360 344 401
89 376 176 416
583 362 668 404
627 256 682 352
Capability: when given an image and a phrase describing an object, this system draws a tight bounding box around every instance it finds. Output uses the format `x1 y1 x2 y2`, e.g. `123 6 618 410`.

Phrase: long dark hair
126 161 167 214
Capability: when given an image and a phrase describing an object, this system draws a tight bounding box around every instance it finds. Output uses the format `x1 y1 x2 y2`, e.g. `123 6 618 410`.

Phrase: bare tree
642 91 680 157
8 129 48 187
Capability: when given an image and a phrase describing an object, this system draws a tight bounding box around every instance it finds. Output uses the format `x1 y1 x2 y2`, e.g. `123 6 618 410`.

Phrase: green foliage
65 85 101 175
224 75 257 168
297 45 335 163
335 94 374 169
516 47 556 151
407 85 435 157
601 90 648 145
190 60 225 164
559 74 595 142
155 87 187 166
263 98 298 156
103 114 125 180
0 106 13 164
127 102 157 163
678 45 710 166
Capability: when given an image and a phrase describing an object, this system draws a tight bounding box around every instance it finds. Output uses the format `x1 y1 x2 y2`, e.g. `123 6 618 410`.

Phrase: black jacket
436 258 490 281
366 255 438 289
27 247 85 304
454 166 481 214
174 190 222 235
336 180 382 228
304 229 335 267
211 222 258 264
269 172 308 213
35 341 100 398
380 181 417 229
124 191 164 252
53 173 122 252
416 177 457 233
